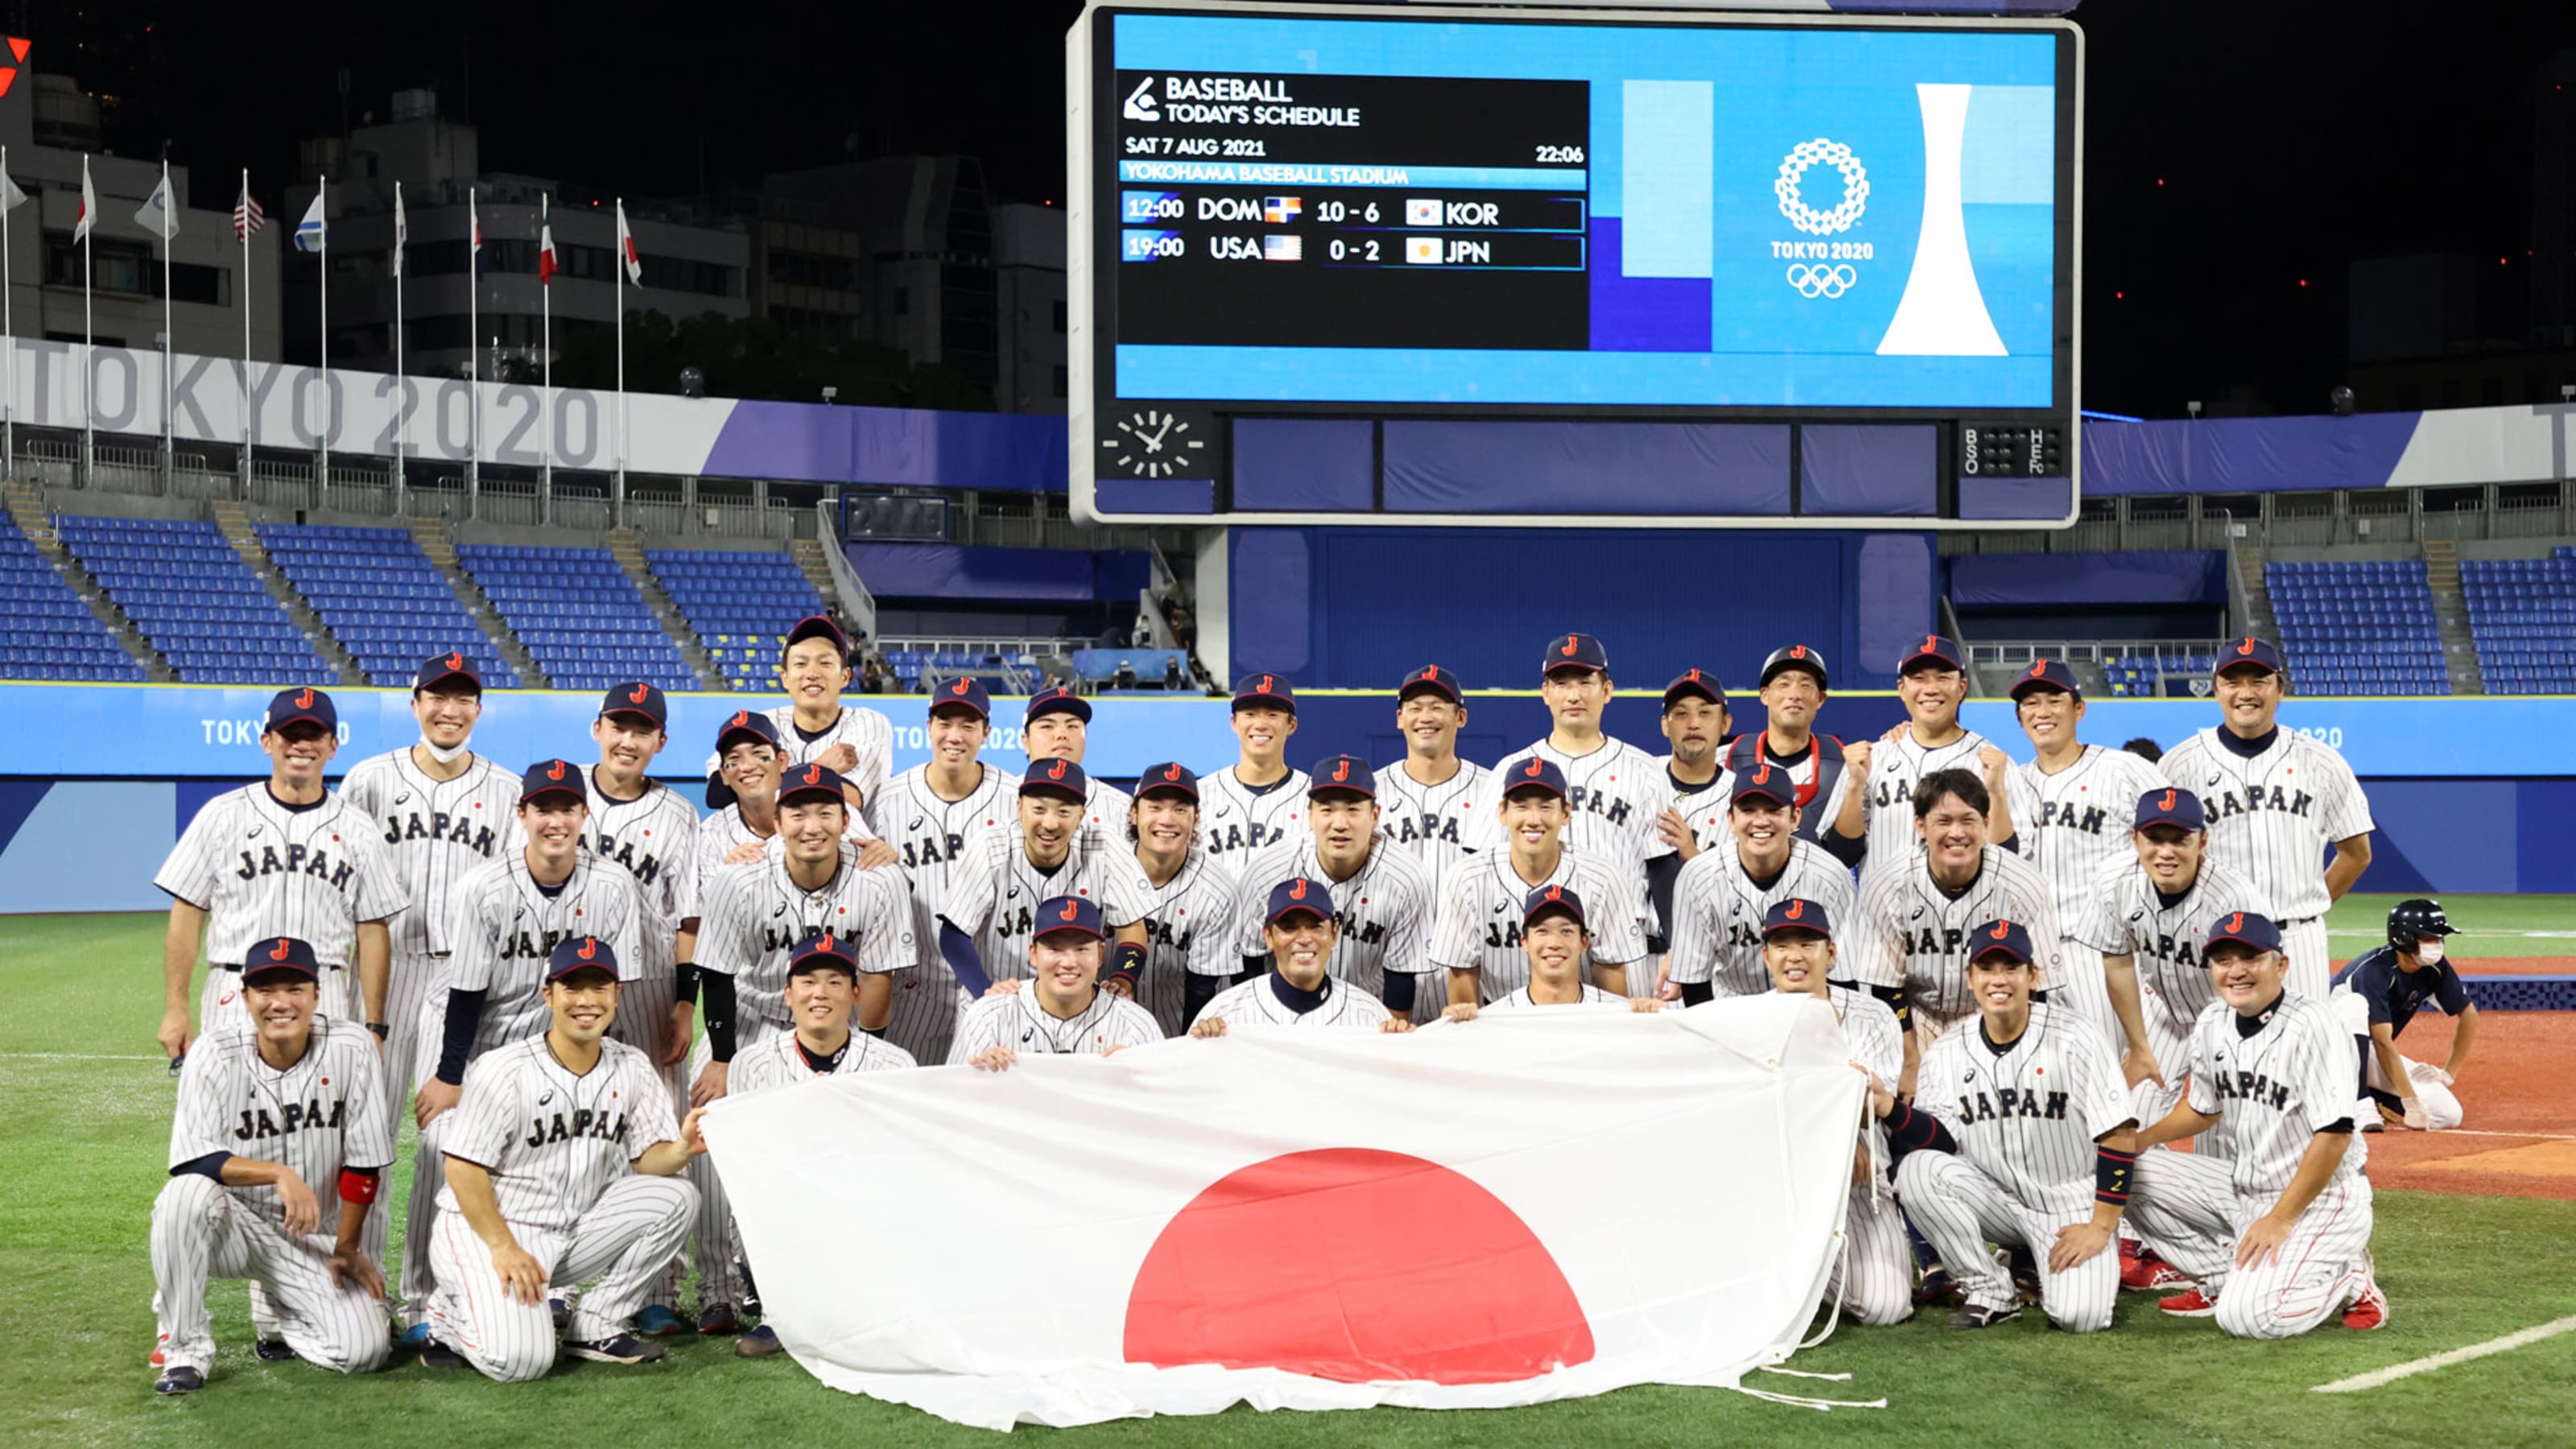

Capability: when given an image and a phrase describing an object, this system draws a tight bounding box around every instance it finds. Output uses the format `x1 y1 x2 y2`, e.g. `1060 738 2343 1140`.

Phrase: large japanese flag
707 996 1862 1430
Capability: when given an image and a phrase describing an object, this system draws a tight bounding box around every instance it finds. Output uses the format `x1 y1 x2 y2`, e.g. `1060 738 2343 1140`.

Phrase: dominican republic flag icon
1262 196 1302 224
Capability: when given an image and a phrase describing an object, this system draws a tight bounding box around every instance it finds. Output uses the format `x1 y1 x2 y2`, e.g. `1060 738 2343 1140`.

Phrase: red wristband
338 1167 382 1205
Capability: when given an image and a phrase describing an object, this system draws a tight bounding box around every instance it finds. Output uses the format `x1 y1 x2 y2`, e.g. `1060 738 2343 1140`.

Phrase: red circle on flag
1122 1147 1595 1385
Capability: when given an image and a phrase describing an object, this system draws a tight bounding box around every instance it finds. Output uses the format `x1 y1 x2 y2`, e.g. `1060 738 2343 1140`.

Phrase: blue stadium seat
643 548 825 693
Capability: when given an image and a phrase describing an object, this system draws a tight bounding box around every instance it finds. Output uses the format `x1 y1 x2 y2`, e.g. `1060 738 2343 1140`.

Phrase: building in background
994 200 1067 415
762 155 999 395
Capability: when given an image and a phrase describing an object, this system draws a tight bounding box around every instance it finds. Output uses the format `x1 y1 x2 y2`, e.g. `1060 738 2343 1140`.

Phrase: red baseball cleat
2343 1279 2389 1331
2122 1252 2194 1293
2159 1288 2219 1318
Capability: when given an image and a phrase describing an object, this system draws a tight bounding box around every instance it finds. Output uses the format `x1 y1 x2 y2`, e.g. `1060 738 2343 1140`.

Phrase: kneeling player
1191 880 1416 1035
422 939 708 1380
1877 922 2140 1332
2131 913 2386 1336
151 937 394 1393
1439 885 1662 1018
954 896 1165 1068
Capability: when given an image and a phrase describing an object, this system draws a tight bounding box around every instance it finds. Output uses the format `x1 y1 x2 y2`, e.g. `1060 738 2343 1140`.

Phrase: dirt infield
2356 1011 2576 1201
2451 956 2576 977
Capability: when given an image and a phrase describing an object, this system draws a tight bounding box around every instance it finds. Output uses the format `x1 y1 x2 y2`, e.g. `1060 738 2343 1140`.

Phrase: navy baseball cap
519 758 585 805
600 681 667 729
1265 877 1333 927
1233 672 1297 713
1732 761 1797 807
1033 894 1108 943
2216 636 2287 677
1025 684 1092 724
929 675 991 720
1522 883 1587 930
413 650 482 695
545 935 621 984
1760 644 1830 690
264 686 336 734
777 761 848 807
1663 668 1726 708
1968 919 2038 967
783 615 850 659
1021 756 1089 802
1309 754 1375 799
1899 634 1967 674
1761 898 1833 939
242 935 321 984
713 708 782 754
2205 910 2285 955
1500 755 1568 800
1136 761 1199 800
1542 632 1609 676
2134 786 2207 832
2008 659 2083 700
1397 663 1462 704
786 931 860 977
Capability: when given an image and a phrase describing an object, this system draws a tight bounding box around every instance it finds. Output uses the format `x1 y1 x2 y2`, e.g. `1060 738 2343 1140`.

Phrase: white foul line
0 1051 164 1062
2313 1314 2576 1393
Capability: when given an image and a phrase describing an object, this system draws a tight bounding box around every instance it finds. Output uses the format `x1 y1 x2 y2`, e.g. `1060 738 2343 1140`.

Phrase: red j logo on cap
629 683 650 704
295 687 315 709
2223 912 2244 933
1784 899 1803 920
804 764 824 785
547 760 566 781
1990 921 2012 939
269 938 292 961
577 937 598 960
445 652 464 670
1060 899 1081 923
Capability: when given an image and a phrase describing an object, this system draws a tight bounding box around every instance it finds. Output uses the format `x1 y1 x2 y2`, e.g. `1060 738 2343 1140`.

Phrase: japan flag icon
1405 197 1441 226
1405 237 1443 265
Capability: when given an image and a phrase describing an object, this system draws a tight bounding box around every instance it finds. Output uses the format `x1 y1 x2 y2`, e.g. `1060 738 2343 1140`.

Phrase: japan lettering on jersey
1916 1001 2134 1216
1195 972 1393 1030
2003 745 2170 925
1666 840 1860 997
694 843 913 1029
729 1030 916 1096
168 1018 393 1233
1494 738 1678 891
2183 993 2365 1198
338 749 522 955
1855 729 1996 883
942 825 1154 984
2155 728 2375 920
1373 759 1499 897
1847 846 2066 1024
1138 849 1241 1037
1195 767 1311 862
436 1035 679 1233
2085 855 2268 1035
579 769 700 969
948 989 1164 1062
153 785 407 966
1426 847 1648 1001
1658 758 1737 855
705 704 895 827
1228 837 1434 1000
442 855 642 1057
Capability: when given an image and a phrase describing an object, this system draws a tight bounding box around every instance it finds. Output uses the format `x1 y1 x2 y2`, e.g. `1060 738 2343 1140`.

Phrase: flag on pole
232 178 265 239
0 164 24 213
538 196 557 285
615 200 642 283
470 193 482 257
73 155 95 242
291 192 325 253
391 183 407 277
134 171 178 239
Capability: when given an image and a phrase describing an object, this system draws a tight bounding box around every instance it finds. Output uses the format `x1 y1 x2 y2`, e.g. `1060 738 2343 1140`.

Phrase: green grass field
9 901 2575 1448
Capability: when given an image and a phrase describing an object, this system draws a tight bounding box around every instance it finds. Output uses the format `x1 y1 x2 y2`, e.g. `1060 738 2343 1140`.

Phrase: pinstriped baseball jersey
1666 840 1860 996
1847 846 2066 1022
1817 985 1907 1085
704 703 894 821
1426 846 1648 1001
1915 1001 2135 1217
942 825 1155 984
1081 776 1136 838
2182 993 2366 1196
1194 972 1393 1030
154 786 407 966
435 1034 680 1233
1482 985 1622 1009
577 769 701 975
2155 728 2374 921
1374 759 1499 895
1139 849 1241 1036
691 804 773 881
2085 856 2267 1035
1852 728 1997 881
442 855 643 1058
729 1029 917 1095
2004 746 2170 927
880 762 1020 964
1657 758 1736 853
1494 737 1677 891
1228 837 1433 999
1195 767 1311 863
339 750 522 955
948 989 1164 1062
168 1017 394 1232
694 843 914 1031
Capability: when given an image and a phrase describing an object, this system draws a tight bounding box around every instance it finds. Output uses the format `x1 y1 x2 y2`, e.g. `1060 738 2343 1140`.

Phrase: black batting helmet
2385 898 2458 953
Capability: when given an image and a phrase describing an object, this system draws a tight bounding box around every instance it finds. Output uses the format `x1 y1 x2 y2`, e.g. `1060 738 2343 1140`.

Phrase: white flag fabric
707 996 1861 1432
0 165 25 214
615 200 642 283
391 183 407 278
73 156 95 242
291 192 325 254
134 171 177 239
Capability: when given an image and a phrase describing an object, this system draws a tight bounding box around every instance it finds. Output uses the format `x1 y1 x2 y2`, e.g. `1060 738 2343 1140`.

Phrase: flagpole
540 193 552 497
316 174 329 498
3 145 14 481
241 168 254 497
467 188 479 506
392 180 404 510
82 157 93 484
614 195 626 514
160 159 173 492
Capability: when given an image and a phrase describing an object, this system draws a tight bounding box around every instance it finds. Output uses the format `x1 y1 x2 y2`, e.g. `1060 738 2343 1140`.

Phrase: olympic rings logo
1785 263 1858 299
1775 138 1870 236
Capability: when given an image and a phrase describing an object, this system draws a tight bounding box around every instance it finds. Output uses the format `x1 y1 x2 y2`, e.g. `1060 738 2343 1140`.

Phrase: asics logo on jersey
267 938 293 961
1059 899 1081 923
629 683 651 704
295 687 316 708
547 760 567 781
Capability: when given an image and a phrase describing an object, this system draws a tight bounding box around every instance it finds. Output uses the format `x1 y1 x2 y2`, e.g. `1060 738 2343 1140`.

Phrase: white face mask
2415 939 2446 965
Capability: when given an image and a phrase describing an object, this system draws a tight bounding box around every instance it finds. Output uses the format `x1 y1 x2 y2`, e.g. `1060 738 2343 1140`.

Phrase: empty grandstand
2462 548 2576 696
456 544 695 693
0 514 144 682
260 524 523 689
2263 559 2449 696
646 549 824 693
56 515 328 685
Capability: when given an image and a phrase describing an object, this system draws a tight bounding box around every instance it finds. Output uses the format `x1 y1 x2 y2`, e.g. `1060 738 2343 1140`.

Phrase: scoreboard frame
1069 0 2086 530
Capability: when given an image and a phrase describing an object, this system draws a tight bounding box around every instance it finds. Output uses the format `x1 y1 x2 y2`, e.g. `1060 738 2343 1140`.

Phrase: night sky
56 0 2576 418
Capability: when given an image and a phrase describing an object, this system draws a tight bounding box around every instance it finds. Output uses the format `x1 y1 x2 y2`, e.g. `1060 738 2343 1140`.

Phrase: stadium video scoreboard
1070 2 2083 527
